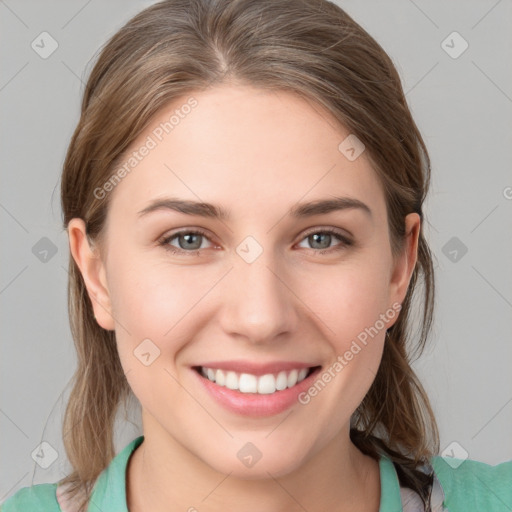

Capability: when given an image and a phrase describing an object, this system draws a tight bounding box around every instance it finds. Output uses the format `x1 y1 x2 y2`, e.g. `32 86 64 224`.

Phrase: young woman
2 0 511 511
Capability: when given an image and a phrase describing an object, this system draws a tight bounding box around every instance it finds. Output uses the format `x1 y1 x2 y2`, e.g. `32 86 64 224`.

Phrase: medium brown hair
60 0 439 509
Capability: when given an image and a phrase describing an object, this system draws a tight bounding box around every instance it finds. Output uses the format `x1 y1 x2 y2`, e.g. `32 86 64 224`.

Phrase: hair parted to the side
59 0 439 510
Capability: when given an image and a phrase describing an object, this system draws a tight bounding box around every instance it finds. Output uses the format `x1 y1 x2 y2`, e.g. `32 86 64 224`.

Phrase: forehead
105 84 386 224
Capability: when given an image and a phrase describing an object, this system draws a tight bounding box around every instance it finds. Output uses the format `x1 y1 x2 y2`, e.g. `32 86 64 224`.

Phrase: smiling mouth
192 365 321 395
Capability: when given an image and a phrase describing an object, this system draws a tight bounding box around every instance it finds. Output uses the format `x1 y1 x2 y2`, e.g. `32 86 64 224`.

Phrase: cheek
296 259 392 423
107 254 218 362
304 255 392 343
106 256 202 409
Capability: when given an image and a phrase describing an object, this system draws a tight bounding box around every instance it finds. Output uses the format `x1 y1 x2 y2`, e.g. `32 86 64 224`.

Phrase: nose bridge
220 241 296 342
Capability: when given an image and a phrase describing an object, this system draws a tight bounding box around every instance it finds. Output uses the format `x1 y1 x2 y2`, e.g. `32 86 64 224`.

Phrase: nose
218 250 299 345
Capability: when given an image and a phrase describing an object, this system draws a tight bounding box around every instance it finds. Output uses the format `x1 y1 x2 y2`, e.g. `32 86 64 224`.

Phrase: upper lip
193 360 320 376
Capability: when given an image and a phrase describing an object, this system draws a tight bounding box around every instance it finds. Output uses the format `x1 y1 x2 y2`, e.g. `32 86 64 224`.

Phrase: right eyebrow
137 198 231 221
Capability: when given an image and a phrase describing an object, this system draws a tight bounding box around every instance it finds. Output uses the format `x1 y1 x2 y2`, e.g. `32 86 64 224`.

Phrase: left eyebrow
289 196 372 218
136 195 372 221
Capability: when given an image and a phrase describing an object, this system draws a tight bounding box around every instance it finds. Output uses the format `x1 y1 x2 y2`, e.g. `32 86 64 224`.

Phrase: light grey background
1 0 511 502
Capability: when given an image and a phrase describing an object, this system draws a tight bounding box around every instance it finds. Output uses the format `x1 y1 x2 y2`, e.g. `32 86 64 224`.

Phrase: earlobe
389 213 421 312
67 218 115 331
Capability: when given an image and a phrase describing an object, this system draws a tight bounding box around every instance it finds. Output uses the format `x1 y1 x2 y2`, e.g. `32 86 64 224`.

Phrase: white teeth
287 369 298 388
275 371 288 391
257 374 276 394
215 369 226 386
298 368 308 381
199 366 312 394
225 371 239 390
239 373 258 393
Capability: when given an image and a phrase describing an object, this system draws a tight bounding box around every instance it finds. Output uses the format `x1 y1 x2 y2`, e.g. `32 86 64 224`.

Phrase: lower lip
192 367 322 417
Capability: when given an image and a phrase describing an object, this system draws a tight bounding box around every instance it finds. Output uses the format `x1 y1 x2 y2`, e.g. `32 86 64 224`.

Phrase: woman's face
69 84 419 478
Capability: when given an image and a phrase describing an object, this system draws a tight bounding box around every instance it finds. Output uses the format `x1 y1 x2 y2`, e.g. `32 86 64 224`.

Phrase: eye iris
180 233 202 250
309 232 331 250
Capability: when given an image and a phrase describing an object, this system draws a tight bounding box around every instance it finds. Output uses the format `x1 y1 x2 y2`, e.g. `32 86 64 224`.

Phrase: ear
388 213 421 321
67 218 115 331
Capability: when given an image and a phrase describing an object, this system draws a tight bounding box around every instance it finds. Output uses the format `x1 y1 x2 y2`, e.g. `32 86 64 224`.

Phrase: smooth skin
68 84 420 512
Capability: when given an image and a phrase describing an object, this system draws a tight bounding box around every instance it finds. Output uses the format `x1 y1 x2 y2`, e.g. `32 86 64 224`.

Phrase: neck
126 414 381 512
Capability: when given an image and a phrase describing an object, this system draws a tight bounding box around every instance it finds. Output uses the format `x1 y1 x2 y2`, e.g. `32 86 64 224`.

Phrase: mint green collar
87 435 144 511
378 452 404 511
88 436 403 511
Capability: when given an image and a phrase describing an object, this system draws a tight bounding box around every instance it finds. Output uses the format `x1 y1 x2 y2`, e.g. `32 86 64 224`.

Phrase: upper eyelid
300 226 352 240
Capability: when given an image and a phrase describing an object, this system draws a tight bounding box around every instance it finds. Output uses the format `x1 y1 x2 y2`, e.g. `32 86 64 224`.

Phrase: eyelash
158 227 353 256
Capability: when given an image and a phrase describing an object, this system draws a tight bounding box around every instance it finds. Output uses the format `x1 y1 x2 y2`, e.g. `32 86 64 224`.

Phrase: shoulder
1 483 60 511
431 455 512 511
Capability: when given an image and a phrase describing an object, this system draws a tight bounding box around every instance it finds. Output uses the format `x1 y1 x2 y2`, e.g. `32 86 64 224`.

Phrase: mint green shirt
2 436 511 511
